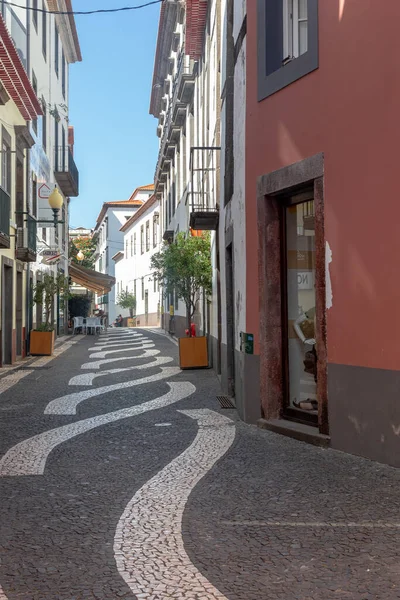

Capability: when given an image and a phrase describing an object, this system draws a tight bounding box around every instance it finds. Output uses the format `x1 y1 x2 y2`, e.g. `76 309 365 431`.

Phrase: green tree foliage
70 236 97 269
116 290 137 317
32 273 70 331
150 232 212 335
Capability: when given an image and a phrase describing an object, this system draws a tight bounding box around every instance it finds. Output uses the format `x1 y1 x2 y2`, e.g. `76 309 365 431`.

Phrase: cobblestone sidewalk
0 328 398 599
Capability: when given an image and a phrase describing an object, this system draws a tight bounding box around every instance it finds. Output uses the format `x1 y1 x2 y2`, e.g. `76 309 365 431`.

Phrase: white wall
114 199 161 325
155 0 221 335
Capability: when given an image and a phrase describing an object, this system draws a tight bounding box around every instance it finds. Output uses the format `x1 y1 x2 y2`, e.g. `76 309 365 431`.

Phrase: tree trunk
186 302 191 337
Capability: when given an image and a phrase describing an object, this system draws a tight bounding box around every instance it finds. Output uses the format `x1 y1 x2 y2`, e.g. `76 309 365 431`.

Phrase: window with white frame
257 0 318 101
134 232 137 255
283 0 308 61
130 234 133 257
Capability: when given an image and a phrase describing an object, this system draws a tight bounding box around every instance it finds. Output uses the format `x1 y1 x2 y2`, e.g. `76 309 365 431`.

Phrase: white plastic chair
86 317 101 335
73 316 85 334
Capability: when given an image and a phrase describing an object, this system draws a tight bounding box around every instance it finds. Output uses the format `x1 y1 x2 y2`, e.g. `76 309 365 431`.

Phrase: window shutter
265 0 283 76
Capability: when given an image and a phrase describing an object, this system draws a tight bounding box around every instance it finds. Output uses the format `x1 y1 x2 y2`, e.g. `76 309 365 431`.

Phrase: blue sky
68 0 160 228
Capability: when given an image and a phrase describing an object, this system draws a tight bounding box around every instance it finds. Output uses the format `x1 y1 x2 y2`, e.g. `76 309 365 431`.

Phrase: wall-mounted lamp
76 250 84 262
37 186 65 229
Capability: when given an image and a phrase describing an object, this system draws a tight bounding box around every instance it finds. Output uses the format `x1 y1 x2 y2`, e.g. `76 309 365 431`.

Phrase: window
32 72 38 134
257 0 318 101
42 1 47 58
61 50 66 98
125 239 128 256
153 214 158 247
55 24 59 76
32 0 38 29
141 277 144 300
140 225 144 254
42 227 47 242
54 118 59 170
283 0 308 61
145 220 150 252
42 98 47 152
154 276 157 293
99 256 102 272
134 279 136 298
134 232 137 255
130 234 133 257
1 140 10 193
105 246 109 268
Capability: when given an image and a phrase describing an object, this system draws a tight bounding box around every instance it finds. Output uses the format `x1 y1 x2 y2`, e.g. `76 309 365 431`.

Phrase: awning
0 15 43 120
69 263 115 294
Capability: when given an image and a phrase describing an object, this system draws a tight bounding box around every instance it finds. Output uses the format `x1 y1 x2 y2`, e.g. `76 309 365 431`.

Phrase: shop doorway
16 270 23 357
144 290 149 326
2 264 13 364
225 243 235 397
282 190 317 425
257 154 328 435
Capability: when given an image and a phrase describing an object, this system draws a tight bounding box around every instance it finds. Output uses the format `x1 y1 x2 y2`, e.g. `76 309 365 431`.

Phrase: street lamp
76 250 84 262
37 186 65 228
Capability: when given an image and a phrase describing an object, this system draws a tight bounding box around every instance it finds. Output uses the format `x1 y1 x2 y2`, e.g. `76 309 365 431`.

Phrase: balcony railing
189 146 221 231
15 214 37 262
0 187 10 248
54 146 79 197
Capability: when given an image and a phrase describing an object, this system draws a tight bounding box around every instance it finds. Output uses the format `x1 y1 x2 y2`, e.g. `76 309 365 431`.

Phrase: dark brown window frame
257 153 328 435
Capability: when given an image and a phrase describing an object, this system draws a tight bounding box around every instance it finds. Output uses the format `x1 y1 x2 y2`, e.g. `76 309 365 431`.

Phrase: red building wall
246 1 400 465
247 0 400 370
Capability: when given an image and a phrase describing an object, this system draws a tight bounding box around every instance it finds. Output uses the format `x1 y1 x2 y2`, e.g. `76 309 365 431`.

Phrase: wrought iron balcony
189 146 221 231
0 187 10 248
15 214 37 262
176 50 195 104
98 294 109 304
54 146 79 197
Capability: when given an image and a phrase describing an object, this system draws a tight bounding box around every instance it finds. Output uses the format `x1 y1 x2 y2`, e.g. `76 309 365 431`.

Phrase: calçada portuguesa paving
0 328 399 600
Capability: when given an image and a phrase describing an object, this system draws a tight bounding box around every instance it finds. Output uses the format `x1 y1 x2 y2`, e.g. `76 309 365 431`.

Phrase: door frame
1 257 14 365
257 153 329 435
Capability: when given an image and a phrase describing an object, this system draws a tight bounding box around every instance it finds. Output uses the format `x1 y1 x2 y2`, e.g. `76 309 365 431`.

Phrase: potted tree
116 290 137 327
31 273 70 355
151 232 212 369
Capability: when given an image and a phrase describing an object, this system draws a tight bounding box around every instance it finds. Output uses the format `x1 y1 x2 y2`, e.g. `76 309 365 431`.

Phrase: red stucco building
221 0 400 467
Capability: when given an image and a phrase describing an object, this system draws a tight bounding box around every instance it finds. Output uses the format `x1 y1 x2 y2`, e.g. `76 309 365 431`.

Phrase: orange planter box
30 330 55 356
178 336 208 369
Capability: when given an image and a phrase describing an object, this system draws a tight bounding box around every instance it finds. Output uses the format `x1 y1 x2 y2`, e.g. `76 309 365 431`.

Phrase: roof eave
149 1 178 117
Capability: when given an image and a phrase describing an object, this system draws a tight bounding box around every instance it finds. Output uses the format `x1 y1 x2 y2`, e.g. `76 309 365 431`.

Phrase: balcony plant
150 232 212 368
30 273 70 355
116 290 137 327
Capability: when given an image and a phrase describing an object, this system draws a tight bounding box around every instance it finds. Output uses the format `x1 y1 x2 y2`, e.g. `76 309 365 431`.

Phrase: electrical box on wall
240 332 254 355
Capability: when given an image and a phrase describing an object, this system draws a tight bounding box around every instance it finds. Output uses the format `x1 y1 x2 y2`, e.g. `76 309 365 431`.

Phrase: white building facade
114 195 161 327
0 0 81 365
150 2 221 358
93 185 154 324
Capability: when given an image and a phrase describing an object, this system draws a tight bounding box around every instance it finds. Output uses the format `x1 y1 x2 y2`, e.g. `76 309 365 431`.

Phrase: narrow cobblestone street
0 329 399 600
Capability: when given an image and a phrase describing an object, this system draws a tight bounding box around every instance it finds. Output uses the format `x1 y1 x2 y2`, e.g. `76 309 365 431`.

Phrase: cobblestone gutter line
114 408 236 600
0 382 196 477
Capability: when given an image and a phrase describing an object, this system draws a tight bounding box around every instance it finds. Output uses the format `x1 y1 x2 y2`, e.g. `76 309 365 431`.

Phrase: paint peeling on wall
326 241 333 310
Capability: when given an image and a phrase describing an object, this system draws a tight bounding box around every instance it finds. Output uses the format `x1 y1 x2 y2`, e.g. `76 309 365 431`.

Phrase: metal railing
26 214 37 252
0 187 10 239
55 146 79 191
189 146 221 212
154 47 196 183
